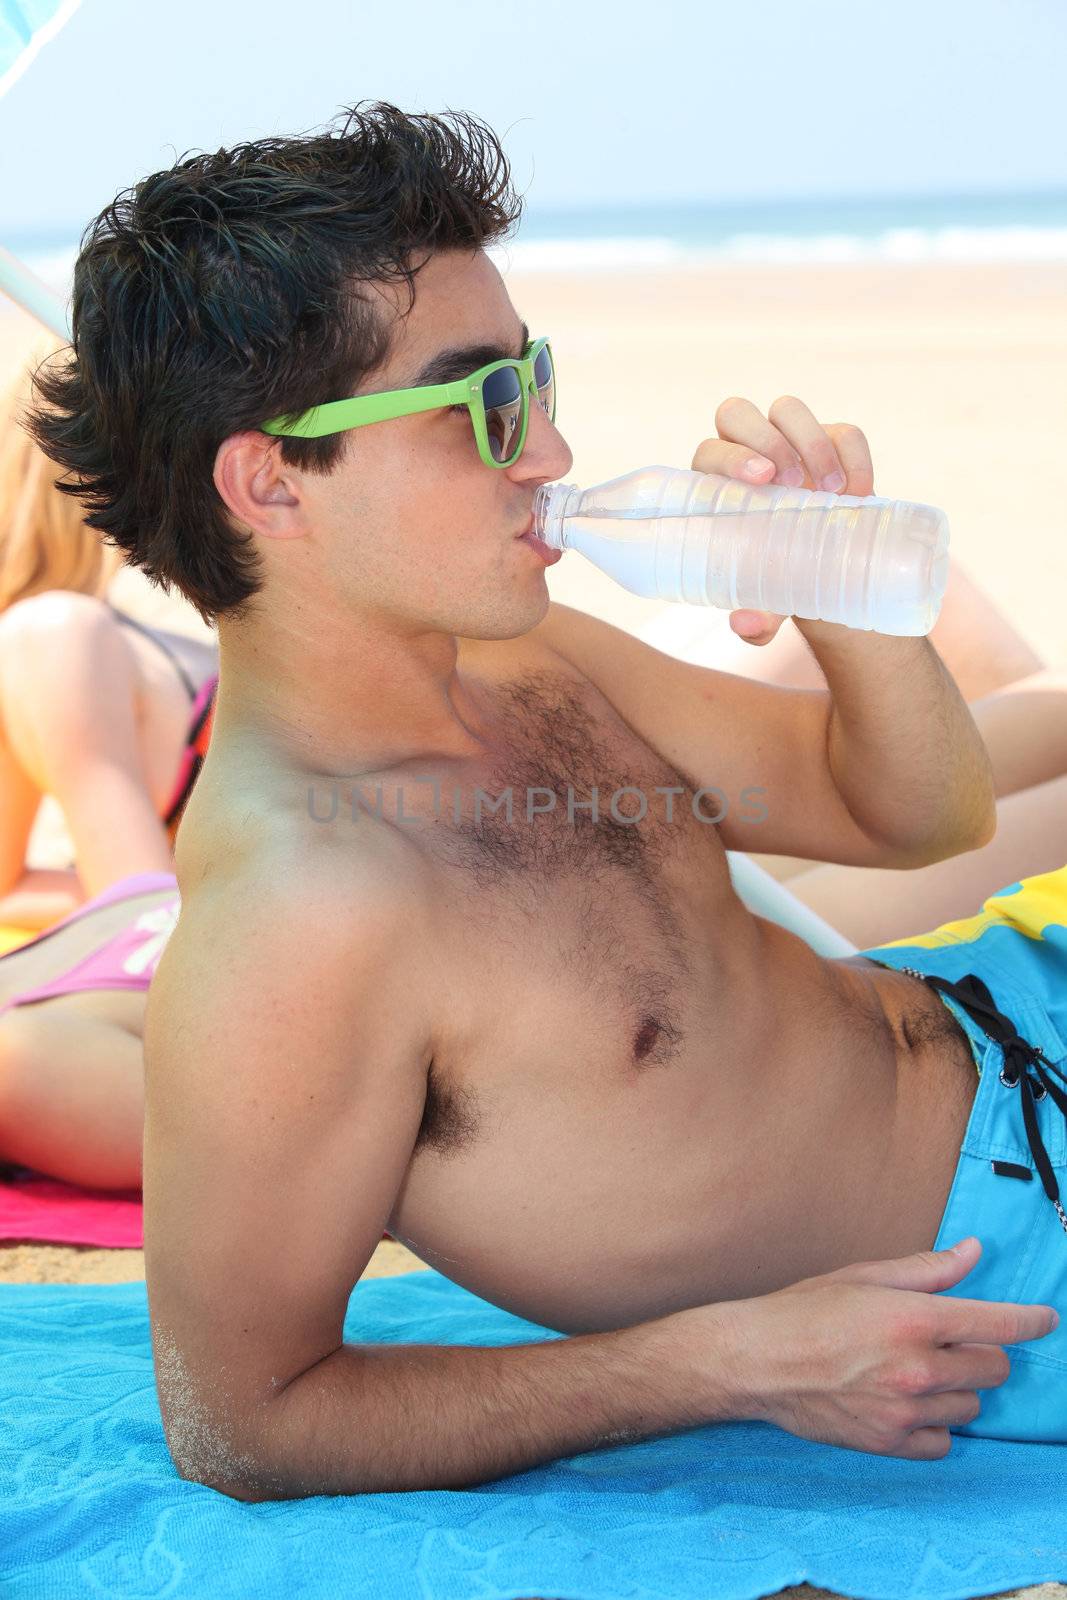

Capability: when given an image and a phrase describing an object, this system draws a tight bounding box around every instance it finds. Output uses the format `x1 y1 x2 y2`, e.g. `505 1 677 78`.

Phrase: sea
4 187 1067 297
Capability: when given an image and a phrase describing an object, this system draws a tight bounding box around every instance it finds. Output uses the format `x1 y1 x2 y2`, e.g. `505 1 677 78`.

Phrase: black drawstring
901 967 1067 1239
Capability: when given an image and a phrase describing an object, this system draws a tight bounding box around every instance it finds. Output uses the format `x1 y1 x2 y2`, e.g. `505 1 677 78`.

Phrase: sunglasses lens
478 344 555 464
480 363 524 463
533 343 555 420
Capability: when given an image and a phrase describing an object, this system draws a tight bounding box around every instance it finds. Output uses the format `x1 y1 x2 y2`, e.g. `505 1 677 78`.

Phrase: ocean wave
489 224 1067 272
4 221 1067 307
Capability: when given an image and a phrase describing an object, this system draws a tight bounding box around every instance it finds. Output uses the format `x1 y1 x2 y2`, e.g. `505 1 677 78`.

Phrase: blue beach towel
3 1267 1067 1600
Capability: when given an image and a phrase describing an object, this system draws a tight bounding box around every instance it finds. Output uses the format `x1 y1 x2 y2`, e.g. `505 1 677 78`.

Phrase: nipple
633 1015 665 1061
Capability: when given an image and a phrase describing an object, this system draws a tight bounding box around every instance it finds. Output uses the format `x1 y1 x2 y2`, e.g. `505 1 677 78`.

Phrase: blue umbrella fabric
0 0 81 97
0 0 81 332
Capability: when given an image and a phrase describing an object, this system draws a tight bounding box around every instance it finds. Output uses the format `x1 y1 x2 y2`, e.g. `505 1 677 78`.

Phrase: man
27 102 1062 1501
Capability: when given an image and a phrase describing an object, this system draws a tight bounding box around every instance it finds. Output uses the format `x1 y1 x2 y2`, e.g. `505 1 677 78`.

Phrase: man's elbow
160 1399 281 1502
165 1419 353 1503
169 1440 291 1502
164 1433 258 1500
878 805 998 870
948 751 1000 857
971 801 1000 851
927 784 1000 863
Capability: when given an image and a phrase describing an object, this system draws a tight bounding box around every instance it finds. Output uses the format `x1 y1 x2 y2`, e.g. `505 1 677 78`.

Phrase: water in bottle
532 465 950 635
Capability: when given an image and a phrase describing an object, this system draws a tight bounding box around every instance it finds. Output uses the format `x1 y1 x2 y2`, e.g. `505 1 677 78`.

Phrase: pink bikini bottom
0 871 180 1018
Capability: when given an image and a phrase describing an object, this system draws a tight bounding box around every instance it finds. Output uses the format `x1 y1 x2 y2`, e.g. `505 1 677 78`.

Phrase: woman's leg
776 771 1067 951
0 592 174 904
0 868 84 933
0 996 144 1189
955 667 1067 799
0 720 43 900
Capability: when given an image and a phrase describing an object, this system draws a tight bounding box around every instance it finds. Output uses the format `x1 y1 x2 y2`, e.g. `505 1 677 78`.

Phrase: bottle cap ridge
533 481 578 549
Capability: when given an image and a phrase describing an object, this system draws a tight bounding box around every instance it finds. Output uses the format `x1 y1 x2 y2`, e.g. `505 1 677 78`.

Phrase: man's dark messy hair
23 102 522 624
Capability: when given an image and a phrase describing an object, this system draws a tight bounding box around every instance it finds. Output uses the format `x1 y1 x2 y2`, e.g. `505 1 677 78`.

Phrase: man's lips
516 520 563 565
516 516 534 538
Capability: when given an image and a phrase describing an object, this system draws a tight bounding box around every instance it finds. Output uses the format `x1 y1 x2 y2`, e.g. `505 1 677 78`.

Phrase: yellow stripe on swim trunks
874 864 1067 951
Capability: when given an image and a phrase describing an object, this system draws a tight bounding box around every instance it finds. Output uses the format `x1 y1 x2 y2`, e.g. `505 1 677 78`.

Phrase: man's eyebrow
410 320 530 387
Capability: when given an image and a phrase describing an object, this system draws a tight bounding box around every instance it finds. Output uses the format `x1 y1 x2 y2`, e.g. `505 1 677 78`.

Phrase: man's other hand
708 1235 1058 1459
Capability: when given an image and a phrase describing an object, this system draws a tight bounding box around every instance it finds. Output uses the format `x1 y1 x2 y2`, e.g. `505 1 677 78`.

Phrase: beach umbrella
0 0 80 95
0 0 80 336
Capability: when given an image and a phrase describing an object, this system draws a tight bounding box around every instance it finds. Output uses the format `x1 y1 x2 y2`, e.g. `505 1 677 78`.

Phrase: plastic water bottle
533 465 950 635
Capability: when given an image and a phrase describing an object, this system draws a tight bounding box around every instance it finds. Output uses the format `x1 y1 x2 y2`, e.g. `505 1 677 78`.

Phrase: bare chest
371 656 758 1160
359 651 971 1329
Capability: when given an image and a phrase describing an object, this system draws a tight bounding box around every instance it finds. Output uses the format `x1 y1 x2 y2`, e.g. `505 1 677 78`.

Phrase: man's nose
512 395 573 482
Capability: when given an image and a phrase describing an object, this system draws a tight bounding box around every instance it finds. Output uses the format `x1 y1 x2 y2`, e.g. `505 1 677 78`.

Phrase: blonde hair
0 333 123 613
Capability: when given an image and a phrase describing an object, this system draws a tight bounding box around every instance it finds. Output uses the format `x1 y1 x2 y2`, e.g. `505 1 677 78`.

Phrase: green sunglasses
261 336 556 471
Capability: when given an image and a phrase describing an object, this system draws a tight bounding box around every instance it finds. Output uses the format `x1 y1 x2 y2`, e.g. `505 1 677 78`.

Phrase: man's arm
793 618 997 867
142 843 742 1501
531 602 996 870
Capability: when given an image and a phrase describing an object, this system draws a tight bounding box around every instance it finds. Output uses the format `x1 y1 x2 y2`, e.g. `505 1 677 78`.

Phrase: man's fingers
694 397 875 497
825 422 875 497
690 437 777 481
912 1389 983 1429
904 1427 953 1460
934 1297 1059 1349
766 394 848 491
821 1237 982 1295
920 1344 1012 1395
729 609 786 644
710 396 807 484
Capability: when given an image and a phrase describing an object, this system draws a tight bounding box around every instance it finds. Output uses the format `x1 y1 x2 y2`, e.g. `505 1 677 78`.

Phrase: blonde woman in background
0 335 218 932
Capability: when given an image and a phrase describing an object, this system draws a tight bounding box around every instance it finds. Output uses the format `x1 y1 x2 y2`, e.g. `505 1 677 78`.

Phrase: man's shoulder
173 795 430 954
151 822 436 1070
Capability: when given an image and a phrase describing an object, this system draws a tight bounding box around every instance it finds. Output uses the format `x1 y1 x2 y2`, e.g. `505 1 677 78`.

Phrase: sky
1 0 1066 241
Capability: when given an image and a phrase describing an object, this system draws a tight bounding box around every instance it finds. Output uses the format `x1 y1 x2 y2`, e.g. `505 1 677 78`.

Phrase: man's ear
213 431 306 541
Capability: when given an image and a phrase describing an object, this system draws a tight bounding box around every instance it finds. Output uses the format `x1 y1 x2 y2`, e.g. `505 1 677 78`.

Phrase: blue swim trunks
860 864 1067 1443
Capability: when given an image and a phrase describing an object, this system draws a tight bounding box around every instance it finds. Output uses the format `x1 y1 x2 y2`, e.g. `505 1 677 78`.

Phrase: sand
4 257 1065 663
1 262 1065 1591
0 1235 425 1283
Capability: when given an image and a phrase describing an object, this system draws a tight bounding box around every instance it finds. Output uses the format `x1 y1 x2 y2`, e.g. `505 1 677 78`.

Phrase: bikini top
163 675 218 835
106 602 217 703
105 602 219 836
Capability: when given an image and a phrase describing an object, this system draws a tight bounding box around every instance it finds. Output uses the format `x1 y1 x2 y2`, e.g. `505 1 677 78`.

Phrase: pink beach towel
0 1172 142 1248
0 869 180 1250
